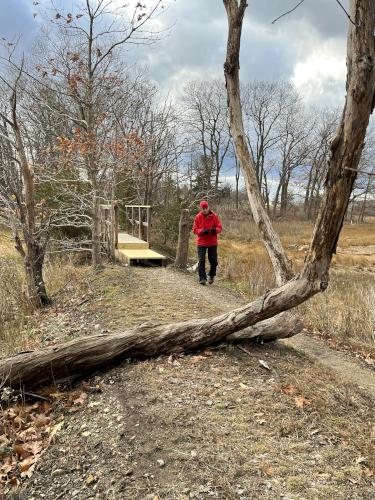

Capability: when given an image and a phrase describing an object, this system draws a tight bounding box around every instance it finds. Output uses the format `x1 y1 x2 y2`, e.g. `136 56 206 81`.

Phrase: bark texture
175 209 191 269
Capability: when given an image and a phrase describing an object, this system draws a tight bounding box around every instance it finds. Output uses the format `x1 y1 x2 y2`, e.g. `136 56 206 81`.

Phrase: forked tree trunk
0 0 373 389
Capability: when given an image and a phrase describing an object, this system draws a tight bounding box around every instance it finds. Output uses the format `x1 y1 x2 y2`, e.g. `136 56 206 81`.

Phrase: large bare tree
36 0 165 269
0 0 374 388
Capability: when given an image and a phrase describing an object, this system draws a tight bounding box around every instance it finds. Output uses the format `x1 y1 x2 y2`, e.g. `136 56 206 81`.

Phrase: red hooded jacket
193 210 222 247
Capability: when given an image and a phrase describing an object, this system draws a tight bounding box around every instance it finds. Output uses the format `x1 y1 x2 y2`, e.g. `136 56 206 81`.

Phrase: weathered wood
175 209 191 269
227 313 304 341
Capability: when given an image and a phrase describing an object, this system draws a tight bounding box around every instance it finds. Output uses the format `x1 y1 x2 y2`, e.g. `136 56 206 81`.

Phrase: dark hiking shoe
208 276 214 284
199 279 207 285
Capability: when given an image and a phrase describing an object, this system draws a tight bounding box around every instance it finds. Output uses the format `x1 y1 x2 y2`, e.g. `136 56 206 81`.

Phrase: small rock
52 469 65 477
82 431 91 438
86 474 98 486
191 450 197 458
156 459 165 467
206 400 213 406
94 324 100 330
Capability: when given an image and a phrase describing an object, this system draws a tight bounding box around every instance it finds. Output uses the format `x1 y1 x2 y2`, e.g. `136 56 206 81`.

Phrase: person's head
199 200 209 215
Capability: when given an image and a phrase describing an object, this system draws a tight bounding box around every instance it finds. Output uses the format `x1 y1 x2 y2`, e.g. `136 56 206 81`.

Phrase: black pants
198 246 218 281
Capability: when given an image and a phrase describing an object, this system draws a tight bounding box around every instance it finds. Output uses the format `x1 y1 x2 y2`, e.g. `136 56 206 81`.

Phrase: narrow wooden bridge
116 231 165 266
110 204 166 266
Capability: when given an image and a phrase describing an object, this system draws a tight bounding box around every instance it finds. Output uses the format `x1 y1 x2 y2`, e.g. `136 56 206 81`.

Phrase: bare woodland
0 0 374 388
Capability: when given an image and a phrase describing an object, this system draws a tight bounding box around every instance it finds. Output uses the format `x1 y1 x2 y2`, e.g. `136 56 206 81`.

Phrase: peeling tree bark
0 0 373 389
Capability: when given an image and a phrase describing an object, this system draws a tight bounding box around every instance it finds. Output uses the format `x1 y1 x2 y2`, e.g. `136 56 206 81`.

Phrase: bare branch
271 0 305 24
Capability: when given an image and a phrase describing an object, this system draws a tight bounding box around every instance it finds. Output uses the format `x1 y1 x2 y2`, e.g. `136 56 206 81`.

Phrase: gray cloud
130 0 349 106
0 0 350 107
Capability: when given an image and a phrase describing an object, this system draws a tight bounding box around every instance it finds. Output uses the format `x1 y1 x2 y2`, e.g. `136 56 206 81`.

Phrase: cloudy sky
0 0 349 107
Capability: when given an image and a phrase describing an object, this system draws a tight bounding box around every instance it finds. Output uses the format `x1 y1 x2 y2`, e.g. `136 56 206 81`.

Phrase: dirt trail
17 266 375 499
112 266 375 399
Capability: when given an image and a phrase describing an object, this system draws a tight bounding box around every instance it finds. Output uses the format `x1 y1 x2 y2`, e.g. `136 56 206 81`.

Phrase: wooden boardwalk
116 232 166 265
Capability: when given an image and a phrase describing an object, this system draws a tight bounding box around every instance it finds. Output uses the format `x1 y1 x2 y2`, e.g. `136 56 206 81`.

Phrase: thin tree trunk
11 72 50 306
175 209 191 269
91 187 102 268
223 12 295 284
24 240 50 307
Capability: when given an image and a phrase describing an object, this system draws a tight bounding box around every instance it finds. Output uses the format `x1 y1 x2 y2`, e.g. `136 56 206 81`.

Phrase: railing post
146 207 150 243
138 207 141 239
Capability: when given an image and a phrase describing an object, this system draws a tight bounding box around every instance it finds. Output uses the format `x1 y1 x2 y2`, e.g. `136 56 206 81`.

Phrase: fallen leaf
73 392 88 405
362 467 374 477
24 441 43 456
190 355 207 364
10 476 20 487
32 414 51 428
294 396 311 408
13 444 31 460
19 456 36 477
263 466 275 476
48 421 64 444
281 384 296 394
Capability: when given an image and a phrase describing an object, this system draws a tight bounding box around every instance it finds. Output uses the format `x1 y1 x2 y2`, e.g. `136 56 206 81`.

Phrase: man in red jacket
192 201 222 285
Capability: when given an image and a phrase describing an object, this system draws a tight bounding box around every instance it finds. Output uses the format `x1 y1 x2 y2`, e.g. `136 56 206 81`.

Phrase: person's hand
200 229 209 235
210 228 217 234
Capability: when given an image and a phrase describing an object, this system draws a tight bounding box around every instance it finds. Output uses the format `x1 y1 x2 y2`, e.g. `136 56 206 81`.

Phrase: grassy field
0 231 88 357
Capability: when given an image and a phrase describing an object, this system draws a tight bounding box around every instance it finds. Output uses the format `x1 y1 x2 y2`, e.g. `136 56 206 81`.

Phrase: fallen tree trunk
0 0 373 390
227 313 304 342
0 276 314 389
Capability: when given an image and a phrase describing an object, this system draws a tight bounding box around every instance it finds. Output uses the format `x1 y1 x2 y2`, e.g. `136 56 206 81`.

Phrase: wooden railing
124 205 151 242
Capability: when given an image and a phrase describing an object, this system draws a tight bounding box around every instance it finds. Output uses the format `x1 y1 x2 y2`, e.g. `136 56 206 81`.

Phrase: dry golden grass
0 255 87 357
221 216 375 250
211 219 375 348
0 230 16 258
299 269 375 349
